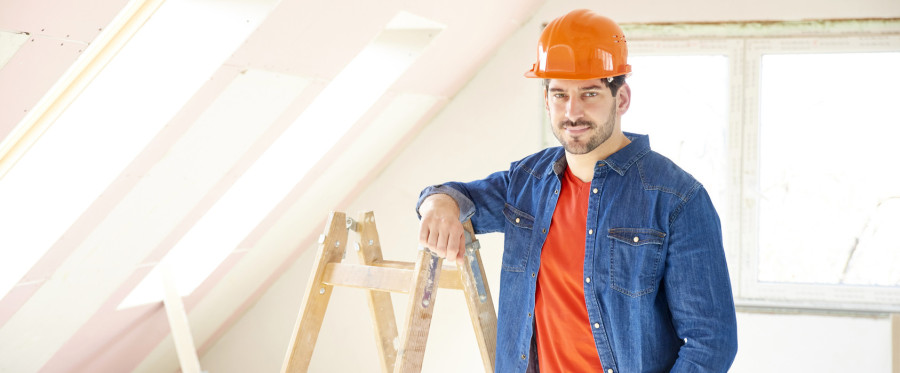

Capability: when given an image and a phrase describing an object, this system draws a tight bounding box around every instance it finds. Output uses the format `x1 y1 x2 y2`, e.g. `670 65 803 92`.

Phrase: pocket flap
608 228 665 246
503 203 534 229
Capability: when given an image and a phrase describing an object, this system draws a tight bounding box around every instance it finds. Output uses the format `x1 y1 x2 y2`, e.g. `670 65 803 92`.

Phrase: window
0 0 277 299
756 51 900 287
627 53 731 225
620 21 900 312
119 12 444 308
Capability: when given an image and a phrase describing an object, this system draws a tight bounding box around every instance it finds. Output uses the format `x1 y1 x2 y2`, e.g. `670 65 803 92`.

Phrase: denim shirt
417 133 738 373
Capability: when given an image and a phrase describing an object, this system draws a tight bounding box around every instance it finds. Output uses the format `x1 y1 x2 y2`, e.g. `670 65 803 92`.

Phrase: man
417 9 737 373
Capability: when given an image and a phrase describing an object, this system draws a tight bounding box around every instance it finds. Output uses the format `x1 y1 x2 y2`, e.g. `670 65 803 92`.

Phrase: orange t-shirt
534 167 603 372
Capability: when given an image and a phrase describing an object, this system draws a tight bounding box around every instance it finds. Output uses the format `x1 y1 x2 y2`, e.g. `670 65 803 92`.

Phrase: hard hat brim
523 65 632 80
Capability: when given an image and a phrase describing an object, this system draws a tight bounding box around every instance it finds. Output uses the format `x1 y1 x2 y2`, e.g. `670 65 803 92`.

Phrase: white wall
201 0 900 371
733 312 890 372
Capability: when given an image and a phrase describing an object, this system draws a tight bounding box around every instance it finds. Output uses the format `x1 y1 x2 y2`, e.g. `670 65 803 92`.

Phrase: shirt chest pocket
608 228 666 297
501 203 534 272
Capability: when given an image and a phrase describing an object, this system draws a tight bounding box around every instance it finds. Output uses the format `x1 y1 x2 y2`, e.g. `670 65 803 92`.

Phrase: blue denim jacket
417 133 737 372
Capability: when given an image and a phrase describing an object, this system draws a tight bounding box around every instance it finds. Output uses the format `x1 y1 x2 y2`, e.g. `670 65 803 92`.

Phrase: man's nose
566 97 584 121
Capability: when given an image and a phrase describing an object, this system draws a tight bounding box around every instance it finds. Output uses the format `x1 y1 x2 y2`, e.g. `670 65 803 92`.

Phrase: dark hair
543 75 627 97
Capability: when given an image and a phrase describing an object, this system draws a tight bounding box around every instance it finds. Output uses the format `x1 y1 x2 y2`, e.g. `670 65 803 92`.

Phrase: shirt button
593 323 600 328
542 228 547 234
633 236 640 243
585 277 591 283
521 354 527 360
554 189 559 194
515 218 520 224
528 312 532 317
593 188 598 194
532 273 536 277
608 369 613 373
588 229 593 235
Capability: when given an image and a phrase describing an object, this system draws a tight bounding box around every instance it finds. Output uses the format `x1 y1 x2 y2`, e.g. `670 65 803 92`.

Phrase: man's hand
418 194 466 265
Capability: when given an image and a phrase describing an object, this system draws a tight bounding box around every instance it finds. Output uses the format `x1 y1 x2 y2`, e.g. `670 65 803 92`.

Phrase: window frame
622 19 900 313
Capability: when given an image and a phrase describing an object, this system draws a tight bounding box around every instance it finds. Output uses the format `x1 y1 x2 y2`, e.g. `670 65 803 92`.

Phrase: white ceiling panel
0 0 543 370
119 68 310 309
0 0 283 369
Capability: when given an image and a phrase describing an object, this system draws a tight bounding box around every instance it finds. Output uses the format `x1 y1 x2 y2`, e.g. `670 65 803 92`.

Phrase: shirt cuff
416 184 476 222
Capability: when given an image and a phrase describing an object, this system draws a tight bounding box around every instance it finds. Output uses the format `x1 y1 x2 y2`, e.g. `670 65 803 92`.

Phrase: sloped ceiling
0 0 542 371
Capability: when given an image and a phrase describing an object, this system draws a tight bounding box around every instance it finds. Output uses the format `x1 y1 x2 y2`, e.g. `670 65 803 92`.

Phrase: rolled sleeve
415 169 510 234
416 184 476 222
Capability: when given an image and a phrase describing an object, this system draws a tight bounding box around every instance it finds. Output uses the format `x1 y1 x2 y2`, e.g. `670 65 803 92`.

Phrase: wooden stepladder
281 211 497 373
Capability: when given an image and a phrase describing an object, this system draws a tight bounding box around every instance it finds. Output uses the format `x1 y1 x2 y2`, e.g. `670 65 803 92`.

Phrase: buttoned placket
521 175 562 370
584 161 617 373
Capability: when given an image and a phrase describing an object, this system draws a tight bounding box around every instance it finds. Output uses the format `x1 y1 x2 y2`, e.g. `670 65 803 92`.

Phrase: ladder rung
281 212 495 373
373 259 460 273
322 262 463 292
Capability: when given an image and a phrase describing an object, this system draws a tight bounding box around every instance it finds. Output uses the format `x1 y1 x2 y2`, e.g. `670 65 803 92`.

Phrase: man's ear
617 82 631 115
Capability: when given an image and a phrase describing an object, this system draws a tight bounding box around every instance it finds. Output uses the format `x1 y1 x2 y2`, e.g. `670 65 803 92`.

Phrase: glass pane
758 51 900 286
627 55 730 218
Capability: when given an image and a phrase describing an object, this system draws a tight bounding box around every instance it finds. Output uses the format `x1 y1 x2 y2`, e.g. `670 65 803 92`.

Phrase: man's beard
552 108 615 155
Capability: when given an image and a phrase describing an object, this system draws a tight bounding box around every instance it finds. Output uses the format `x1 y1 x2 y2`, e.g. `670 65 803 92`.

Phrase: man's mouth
562 120 593 133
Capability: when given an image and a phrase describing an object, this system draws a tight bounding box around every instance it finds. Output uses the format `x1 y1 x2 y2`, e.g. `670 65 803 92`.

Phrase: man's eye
584 92 598 97
553 94 567 99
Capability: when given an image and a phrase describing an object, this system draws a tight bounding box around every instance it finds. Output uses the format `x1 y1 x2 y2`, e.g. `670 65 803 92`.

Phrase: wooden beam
160 262 201 373
0 0 167 179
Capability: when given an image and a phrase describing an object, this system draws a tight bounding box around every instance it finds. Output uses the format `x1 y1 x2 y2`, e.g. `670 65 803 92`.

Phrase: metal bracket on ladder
464 229 488 303
280 211 497 373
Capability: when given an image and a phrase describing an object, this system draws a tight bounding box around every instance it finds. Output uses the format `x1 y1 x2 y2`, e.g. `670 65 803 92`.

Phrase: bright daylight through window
758 51 900 287
0 0 274 300
627 55 729 218
119 12 444 308
623 23 900 311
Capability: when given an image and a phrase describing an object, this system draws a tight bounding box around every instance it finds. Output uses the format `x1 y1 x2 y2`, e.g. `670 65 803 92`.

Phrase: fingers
417 216 464 264
418 216 444 257
444 229 460 265
418 222 429 248
418 194 465 264
427 224 441 255
457 236 466 264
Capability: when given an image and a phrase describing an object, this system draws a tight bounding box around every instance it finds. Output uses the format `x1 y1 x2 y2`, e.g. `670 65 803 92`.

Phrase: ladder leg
459 221 498 372
356 212 400 373
280 212 495 372
394 247 442 373
281 212 350 373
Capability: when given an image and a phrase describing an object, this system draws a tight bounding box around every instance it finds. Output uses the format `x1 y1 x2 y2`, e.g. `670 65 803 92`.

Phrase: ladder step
322 262 463 293
281 211 495 373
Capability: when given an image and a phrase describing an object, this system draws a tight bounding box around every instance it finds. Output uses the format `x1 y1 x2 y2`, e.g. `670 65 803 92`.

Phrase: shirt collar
551 151 567 176
603 132 651 176
548 132 652 177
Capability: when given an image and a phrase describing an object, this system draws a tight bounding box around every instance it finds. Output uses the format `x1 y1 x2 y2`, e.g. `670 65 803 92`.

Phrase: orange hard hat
524 9 631 80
